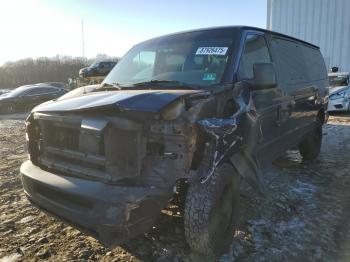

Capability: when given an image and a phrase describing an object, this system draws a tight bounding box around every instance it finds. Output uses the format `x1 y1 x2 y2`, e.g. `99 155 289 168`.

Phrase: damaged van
20 26 328 256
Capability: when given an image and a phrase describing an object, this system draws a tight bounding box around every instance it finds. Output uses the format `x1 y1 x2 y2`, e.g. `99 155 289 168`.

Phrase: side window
25 88 56 96
25 88 42 96
270 37 308 85
302 46 327 81
41 87 57 94
238 34 271 80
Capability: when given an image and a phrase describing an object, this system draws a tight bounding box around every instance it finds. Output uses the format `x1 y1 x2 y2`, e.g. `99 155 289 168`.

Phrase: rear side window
238 34 271 80
25 88 43 96
25 87 57 96
302 47 327 81
270 37 306 85
270 37 327 85
41 87 58 93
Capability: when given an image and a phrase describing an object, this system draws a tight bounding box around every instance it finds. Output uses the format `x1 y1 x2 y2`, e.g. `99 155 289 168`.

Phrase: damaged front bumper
20 160 172 246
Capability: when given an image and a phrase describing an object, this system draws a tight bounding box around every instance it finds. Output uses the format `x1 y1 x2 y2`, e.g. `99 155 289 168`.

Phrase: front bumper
20 160 171 246
327 97 350 112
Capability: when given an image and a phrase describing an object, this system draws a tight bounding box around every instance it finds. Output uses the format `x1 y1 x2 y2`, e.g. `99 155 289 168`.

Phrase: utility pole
82 19 85 59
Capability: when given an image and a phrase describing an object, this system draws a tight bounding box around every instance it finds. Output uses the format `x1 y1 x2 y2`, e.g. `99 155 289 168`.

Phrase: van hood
32 89 204 113
329 85 350 95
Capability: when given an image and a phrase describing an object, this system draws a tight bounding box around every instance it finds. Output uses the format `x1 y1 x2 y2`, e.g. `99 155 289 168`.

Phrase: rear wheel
299 124 322 160
184 151 240 256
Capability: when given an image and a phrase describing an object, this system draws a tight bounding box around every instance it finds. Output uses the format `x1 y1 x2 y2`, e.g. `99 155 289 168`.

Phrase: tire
184 148 240 256
299 124 322 160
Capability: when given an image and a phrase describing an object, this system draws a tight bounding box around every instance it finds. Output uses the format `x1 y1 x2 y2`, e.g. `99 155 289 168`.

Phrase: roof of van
146 26 320 49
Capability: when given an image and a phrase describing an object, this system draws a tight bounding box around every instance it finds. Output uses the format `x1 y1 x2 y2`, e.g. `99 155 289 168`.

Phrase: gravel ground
0 113 350 261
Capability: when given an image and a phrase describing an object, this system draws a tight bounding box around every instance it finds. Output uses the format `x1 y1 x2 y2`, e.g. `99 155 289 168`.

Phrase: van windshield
329 75 349 87
102 33 233 88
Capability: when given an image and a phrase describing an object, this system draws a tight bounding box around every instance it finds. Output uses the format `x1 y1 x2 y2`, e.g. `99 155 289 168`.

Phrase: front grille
49 126 80 151
33 113 143 182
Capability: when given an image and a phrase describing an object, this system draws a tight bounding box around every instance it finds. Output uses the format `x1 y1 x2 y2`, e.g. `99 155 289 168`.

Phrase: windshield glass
329 75 349 87
103 32 234 88
6 86 32 97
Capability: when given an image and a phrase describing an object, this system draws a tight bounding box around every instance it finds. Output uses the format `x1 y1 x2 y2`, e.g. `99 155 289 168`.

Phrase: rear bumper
20 160 171 246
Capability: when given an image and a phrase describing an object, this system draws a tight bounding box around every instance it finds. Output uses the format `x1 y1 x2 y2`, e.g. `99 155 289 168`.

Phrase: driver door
237 32 285 161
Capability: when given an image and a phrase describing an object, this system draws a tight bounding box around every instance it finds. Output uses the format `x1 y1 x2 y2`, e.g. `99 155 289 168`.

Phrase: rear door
237 32 286 159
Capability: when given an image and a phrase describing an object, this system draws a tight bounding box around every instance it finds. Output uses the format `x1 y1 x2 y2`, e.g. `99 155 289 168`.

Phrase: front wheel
299 124 322 160
184 162 240 256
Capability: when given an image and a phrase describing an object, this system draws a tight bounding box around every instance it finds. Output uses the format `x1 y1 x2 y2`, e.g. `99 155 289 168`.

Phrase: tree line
0 54 119 89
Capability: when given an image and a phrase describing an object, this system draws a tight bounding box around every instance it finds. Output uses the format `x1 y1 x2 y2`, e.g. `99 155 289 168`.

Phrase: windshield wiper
132 79 197 89
98 82 123 90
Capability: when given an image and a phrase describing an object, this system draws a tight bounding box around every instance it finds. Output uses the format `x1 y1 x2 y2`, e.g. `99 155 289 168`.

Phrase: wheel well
190 99 238 170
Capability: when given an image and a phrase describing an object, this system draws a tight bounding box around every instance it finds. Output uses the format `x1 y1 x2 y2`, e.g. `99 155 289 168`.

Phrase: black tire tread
299 124 322 160
184 148 239 256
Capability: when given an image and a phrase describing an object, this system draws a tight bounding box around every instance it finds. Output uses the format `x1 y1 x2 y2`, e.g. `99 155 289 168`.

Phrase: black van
21 26 328 256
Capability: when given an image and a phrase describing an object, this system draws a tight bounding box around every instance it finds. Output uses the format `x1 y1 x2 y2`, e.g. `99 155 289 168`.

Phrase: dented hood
33 89 203 113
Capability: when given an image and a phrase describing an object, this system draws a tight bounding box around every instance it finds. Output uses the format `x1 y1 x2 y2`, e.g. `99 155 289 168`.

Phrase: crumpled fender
197 82 265 193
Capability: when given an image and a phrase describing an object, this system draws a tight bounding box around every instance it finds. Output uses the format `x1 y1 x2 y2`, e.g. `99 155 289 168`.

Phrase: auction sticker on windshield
202 73 216 81
196 47 228 56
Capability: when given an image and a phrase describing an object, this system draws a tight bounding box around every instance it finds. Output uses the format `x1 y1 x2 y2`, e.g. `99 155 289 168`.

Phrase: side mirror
252 63 277 90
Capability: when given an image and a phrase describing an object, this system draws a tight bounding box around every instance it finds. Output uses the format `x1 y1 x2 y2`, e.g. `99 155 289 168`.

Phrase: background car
41 82 66 89
0 84 67 114
328 72 350 112
0 89 11 96
79 61 117 79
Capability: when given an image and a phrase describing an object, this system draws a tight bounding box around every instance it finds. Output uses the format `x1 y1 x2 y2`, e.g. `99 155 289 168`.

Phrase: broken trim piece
197 83 253 183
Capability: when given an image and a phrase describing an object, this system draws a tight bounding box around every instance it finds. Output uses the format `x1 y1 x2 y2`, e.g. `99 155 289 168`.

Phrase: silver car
328 72 350 112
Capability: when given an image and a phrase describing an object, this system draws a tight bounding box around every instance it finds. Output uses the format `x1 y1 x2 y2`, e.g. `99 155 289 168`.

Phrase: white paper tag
195 47 228 56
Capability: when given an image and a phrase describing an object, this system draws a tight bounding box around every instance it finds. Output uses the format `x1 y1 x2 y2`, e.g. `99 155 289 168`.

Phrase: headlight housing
25 114 41 165
330 90 349 100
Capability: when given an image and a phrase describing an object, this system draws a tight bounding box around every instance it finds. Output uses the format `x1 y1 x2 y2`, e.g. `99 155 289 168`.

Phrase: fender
197 82 265 193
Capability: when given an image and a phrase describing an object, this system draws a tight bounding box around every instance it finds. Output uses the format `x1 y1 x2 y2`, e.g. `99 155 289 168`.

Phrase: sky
0 0 267 65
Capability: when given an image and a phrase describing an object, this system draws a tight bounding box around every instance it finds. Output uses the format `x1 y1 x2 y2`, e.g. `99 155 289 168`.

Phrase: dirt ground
1 113 350 262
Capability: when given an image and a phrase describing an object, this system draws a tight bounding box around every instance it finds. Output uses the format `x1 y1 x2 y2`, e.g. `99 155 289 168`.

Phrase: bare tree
0 55 119 89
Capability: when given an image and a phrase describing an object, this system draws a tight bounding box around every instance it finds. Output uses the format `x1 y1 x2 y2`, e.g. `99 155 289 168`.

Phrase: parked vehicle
327 72 350 112
0 89 11 95
0 84 67 114
79 61 117 78
21 26 328 256
42 82 66 89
